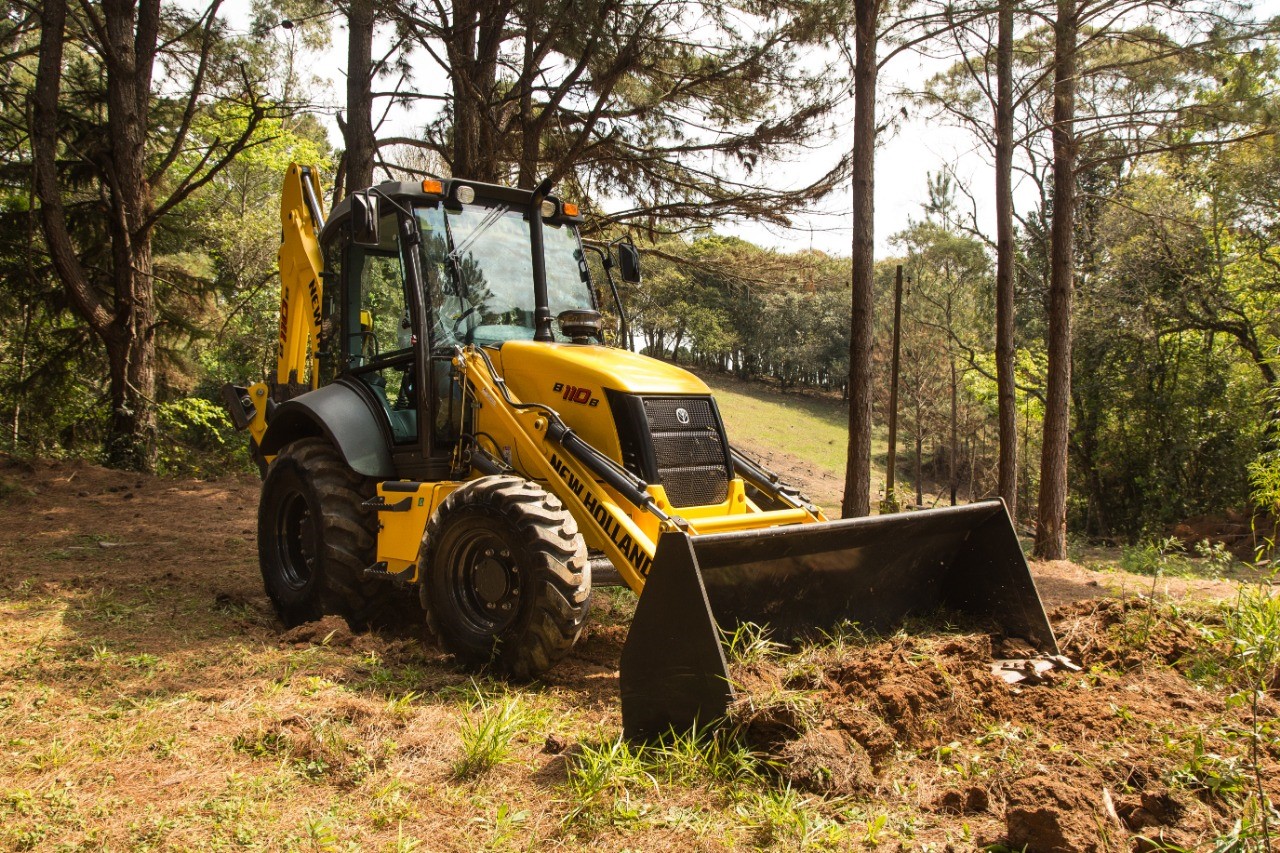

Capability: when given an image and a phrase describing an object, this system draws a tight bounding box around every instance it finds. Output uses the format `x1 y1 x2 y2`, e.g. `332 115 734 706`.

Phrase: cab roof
321 177 582 245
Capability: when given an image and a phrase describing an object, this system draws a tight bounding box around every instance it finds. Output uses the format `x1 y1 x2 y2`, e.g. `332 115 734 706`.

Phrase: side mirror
617 242 641 284
351 191 380 246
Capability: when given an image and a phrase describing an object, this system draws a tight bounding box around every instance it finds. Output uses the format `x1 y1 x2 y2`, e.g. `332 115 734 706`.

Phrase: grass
702 376 859 476
452 682 544 779
701 374 898 510
2 438 1277 849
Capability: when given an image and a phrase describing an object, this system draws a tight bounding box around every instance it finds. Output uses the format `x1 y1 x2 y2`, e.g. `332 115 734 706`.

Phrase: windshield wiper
448 203 511 264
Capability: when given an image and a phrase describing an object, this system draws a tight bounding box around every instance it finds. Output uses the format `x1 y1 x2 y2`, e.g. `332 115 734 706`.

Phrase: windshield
417 201 594 348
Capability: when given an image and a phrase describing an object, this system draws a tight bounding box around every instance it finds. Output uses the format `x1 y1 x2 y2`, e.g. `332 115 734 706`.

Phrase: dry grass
0 455 1267 851
0 460 844 850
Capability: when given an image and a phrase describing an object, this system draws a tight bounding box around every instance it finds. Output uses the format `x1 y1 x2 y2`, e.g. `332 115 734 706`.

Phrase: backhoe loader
224 164 1059 738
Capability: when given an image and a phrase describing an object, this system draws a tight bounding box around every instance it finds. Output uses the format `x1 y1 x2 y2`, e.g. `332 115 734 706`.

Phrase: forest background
2 0 1279 554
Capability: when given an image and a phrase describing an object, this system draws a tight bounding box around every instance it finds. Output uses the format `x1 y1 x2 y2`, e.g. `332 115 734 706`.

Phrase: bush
156 397 250 477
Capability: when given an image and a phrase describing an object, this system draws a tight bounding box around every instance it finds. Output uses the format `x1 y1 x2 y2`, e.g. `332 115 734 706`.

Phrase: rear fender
259 381 395 478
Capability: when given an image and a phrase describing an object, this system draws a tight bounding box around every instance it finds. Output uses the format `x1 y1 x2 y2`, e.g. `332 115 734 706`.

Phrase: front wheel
421 476 591 678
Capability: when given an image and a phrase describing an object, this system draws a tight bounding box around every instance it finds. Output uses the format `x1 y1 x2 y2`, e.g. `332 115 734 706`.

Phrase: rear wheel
258 437 401 629
421 476 590 678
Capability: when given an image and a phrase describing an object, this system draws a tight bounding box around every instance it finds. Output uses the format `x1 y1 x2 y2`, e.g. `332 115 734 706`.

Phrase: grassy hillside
699 373 887 510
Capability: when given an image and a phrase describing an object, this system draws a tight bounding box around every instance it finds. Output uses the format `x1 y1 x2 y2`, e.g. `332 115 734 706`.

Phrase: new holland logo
675 407 690 425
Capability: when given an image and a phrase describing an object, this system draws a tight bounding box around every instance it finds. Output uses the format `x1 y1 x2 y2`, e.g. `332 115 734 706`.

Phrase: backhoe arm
277 163 327 391
224 165 328 452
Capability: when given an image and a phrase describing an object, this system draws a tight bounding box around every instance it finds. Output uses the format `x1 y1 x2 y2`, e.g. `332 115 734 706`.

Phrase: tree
1034 0 1076 558
31 0 273 470
844 0 880 518
994 0 1018 517
919 0 1274 553
393 0 852 229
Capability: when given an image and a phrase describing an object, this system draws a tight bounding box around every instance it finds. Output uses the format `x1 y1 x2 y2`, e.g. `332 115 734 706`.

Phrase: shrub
156 396 249 476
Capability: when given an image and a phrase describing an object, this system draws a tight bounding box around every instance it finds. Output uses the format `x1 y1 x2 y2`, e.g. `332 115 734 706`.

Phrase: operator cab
317 178 618 480
422 196 595 348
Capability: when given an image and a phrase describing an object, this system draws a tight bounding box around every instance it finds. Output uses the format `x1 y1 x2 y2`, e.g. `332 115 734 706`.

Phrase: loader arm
455 346 818 593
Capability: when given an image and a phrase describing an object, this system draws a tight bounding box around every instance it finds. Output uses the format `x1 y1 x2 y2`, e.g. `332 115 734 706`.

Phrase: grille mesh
642 398 729 507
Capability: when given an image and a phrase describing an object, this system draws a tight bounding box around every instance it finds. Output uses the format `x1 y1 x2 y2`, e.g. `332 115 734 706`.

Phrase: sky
225 0 1273 259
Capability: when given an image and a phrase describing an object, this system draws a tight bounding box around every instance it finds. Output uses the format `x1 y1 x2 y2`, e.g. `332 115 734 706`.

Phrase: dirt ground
729 595 1278 852
0 456 1272 850
732 436 848 513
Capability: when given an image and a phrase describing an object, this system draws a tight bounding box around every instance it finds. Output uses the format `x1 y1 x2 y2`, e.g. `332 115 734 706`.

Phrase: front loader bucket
619 500 1057 739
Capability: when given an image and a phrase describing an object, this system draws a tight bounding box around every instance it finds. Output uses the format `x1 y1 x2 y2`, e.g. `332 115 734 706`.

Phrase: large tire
421 476 591 678
257 437 401 629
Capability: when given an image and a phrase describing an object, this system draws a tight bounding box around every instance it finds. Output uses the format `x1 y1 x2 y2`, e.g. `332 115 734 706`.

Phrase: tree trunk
1034 0 1077 559
344 0 376 194
447 0 506 182
11 303 30 451
995 0 1018 520
34 0 160 471
843 0 879 519
950 353 958 505
915 429 924 507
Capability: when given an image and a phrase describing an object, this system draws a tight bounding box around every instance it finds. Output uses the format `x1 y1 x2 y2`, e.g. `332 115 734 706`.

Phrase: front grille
641 397 730 507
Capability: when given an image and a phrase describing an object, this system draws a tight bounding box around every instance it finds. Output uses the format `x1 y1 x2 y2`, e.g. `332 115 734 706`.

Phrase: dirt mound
280 614 358 646
1005 775 1104 853
824 633 1014 762
1053 598 1214 672
777 727 874 795
1172 509 1270 558
729 598 1269 850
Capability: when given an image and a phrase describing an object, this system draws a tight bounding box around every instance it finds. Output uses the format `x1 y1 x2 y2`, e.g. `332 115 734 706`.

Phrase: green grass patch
702 376 862 474
453 682 547 779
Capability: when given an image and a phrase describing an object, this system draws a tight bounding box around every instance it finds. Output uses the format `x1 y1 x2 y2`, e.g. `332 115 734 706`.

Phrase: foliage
155 397 250 477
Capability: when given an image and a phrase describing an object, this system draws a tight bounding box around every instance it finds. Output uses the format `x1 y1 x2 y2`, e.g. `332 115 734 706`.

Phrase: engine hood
491 341 711 463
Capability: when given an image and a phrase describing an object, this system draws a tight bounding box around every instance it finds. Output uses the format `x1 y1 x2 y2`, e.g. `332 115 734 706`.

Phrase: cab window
345 212 417 445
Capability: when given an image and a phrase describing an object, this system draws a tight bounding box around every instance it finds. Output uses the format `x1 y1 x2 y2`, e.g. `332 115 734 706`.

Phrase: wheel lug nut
485 549 494 557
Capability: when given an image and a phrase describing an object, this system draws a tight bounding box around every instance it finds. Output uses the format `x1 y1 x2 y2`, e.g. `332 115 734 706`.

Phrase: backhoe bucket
619 500 1057 739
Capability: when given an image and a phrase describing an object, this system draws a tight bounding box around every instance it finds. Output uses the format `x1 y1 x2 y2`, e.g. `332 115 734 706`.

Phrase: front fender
259 380 394 478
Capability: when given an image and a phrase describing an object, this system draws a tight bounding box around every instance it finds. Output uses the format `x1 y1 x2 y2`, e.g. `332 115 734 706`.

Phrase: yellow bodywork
243 164 326 453
277 164 325 389
375 481 459 574
375 344 824 594
494 341 707 469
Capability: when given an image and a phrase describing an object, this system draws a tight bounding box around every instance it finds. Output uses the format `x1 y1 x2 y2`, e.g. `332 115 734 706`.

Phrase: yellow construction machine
223 164 1058 737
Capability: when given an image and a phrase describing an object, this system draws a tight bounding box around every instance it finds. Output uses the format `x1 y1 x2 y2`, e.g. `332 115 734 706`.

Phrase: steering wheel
450 304 481 342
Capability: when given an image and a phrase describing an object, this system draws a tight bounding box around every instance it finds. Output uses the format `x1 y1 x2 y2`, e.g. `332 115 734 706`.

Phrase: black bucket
619 500 1057 739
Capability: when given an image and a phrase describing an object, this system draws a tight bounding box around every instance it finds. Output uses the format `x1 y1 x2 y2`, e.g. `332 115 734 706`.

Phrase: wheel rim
447 527 521 634
274 490 314 591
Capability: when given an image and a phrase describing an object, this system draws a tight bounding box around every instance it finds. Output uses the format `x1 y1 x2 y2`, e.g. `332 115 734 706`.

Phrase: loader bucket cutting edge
619 499 1057 740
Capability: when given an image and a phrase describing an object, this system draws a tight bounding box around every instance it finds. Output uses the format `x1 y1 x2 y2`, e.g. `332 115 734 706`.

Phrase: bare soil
729 595 1277 851
0 456 1270 850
